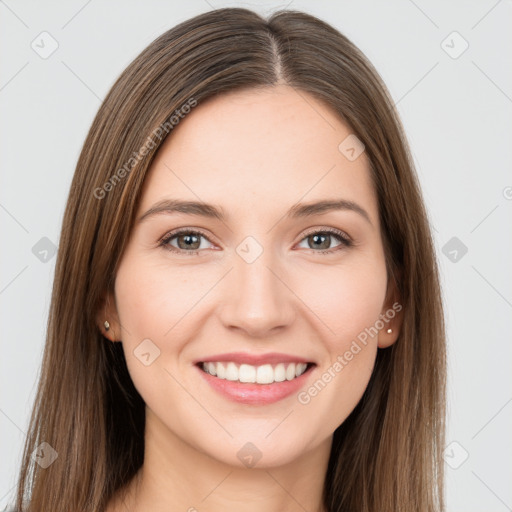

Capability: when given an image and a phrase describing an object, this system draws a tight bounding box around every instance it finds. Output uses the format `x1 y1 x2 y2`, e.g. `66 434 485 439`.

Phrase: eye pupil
309 233 330 250
178 234 200 250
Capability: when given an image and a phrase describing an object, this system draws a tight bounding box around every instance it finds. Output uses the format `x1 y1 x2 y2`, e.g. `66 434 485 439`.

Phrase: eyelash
158 227 353 256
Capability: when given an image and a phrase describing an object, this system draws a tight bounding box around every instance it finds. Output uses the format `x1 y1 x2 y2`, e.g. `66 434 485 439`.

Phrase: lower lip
195 364 315 405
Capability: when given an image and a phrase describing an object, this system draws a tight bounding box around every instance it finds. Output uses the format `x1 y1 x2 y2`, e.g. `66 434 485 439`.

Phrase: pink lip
194 362 316 405
194 352 313 366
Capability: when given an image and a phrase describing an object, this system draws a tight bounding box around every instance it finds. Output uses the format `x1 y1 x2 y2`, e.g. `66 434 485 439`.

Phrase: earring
104 320 110 331
386 328 392 334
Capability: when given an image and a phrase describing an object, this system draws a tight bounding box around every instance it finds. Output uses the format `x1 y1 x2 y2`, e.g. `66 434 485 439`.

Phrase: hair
11 7 446 512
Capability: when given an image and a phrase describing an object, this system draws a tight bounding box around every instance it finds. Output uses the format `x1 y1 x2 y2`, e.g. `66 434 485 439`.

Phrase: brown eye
297 229 352 254
160 229 213 255
175 232 201 250
307 233 331 250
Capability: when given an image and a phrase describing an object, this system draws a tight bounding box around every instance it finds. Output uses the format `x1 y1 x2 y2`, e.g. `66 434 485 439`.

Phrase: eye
296 228 353 254
159 227 353 256
159 229 214 255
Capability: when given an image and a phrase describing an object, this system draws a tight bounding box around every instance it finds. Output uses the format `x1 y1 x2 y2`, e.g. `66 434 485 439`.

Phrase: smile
195 360 316 405
201 361 311 384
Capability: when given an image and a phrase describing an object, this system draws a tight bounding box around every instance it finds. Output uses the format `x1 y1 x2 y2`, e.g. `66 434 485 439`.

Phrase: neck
108 407 332 512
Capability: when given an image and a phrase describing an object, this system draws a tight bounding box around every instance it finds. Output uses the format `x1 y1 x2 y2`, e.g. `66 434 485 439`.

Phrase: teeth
274 363 286 382
239 364 256 383
216 362 226 379
225 362 238 381
256 364 274 384
201 361 309 384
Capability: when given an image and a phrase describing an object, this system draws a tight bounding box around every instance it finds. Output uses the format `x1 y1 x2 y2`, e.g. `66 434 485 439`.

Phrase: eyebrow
137 198 372 226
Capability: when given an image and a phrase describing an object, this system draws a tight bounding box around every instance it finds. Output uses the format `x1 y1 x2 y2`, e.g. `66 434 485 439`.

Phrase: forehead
138 85 378 227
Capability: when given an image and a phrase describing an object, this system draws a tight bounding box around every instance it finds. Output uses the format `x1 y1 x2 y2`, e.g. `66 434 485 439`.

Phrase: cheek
294 255 388 347
291 257 387 428
114 256 203 340
112 257 193 397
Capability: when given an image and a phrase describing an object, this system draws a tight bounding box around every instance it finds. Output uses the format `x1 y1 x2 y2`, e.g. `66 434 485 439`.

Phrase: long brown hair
12 7 446 512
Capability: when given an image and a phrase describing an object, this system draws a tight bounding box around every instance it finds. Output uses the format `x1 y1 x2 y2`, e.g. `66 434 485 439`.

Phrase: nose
218 247 296 338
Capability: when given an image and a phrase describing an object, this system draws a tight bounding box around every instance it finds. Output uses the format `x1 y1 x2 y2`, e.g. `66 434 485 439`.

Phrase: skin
100 84 402 512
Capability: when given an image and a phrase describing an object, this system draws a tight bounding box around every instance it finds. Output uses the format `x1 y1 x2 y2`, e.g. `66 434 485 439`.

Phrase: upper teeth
202 361 308 384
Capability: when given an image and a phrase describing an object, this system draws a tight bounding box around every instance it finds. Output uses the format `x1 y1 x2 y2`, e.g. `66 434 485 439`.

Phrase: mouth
196 361 316 385
194 357 317 405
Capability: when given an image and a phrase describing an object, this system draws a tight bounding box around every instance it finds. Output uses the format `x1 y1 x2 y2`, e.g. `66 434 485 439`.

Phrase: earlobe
378 324 400 348
96 290 121 342
97 314 118 343
377 275 404 349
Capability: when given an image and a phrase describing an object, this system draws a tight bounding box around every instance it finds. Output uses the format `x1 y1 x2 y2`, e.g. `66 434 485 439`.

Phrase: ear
377 272 404 349
96 289 121 342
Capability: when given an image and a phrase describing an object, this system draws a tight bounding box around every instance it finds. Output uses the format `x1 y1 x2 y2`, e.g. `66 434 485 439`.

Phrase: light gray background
1 1 511 510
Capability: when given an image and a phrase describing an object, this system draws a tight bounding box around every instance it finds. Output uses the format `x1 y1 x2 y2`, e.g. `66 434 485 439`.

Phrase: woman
10 7 446 512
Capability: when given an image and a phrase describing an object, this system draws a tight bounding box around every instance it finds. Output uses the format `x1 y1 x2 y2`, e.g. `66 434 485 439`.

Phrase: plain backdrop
1 1 511 510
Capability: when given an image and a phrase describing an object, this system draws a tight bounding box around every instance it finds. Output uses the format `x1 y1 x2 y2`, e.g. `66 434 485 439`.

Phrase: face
101 84 401 468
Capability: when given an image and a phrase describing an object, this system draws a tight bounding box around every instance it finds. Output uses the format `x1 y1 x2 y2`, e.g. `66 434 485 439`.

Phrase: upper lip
194 352 314 366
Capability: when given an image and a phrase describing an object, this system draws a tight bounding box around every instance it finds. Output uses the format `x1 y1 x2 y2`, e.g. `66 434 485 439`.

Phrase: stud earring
386 328 392 334
104 320 110 331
